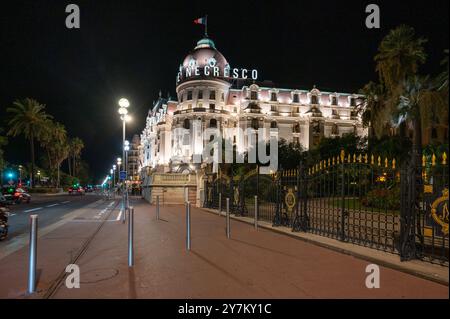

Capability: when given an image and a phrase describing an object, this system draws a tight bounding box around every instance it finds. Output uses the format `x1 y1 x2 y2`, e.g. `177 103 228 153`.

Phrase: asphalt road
3 193 102 241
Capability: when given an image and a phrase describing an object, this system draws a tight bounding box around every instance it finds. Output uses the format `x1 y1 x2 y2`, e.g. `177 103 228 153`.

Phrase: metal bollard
128 207 134 267
156 195 160 220
28 214 38 294
226 198 230 239
254 195 258 230
122 193 126 224
218 193 222 216
186 201 191 250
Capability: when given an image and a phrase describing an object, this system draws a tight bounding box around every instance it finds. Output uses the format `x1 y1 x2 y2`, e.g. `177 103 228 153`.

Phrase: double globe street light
118 98 131 165
117 98 131 214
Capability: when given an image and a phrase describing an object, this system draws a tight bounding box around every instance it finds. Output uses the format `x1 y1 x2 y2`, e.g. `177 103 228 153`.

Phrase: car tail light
14 192 20 197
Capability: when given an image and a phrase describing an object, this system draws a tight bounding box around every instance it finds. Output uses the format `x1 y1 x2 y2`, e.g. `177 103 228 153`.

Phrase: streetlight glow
118 107 128 115
118 98 130 108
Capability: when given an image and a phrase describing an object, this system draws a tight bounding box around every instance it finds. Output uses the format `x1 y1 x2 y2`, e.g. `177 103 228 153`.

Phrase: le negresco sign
176 62 258 83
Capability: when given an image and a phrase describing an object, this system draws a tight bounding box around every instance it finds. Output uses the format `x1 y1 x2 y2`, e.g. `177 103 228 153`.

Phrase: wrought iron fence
204 151 449 265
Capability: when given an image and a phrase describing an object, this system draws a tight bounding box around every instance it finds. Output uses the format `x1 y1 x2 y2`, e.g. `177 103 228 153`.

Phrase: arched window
270 92 277 102
331 124 338 135
251 118 259 130
251 90 258 100
210 118 217 128
270 121 278 129
331 96 338 106
293 123 300 133
183 118 190 129
311 95 318 105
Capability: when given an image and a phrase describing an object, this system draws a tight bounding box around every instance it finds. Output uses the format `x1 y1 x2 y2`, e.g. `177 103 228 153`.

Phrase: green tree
41 121 70 187
0 128 8 173
357 81 389 139
69 137 84 177
394 75 446 162
375 25 427 96
277 139 304 169
374 25 428 142
6 98 53 187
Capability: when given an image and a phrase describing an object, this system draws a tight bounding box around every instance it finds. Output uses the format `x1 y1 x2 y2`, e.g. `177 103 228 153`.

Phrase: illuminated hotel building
140 37 367 174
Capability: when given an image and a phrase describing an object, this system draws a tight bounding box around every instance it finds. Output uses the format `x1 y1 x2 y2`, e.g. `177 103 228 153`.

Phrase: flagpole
205 15 208 37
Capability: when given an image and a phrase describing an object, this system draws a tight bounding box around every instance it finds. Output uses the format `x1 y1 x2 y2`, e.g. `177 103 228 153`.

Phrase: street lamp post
124 141 130 205
110 168 114 187
112 165 117 188
118 98 130 165
117 157 122 191
18 165 23 185
118 98 130 214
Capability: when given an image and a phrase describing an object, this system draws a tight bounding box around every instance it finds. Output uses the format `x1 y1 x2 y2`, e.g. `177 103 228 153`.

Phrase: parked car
13 188 31 204
84 185 94 193
68 186 85 195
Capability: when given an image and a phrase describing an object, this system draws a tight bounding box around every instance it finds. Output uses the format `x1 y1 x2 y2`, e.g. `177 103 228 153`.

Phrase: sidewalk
202 208 449 286
48 199 447 298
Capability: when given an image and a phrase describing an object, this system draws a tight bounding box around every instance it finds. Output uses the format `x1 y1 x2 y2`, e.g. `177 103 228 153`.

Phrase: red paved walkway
0 199 448 298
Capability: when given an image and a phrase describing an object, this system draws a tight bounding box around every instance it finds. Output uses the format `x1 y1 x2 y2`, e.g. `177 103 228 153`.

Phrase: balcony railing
174 108 230 116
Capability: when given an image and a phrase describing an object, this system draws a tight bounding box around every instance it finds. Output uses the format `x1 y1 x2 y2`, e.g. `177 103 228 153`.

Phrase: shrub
28 187 60 194
361 186 400 210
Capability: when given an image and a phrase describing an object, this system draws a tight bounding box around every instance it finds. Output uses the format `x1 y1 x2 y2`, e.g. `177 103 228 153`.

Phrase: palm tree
437 49 449 92
40 119 56 177
69 137 84 177
357 81 389 139
394 75 446 159
0 128 8 176
7 98 53 187
41 121 69 187
374 25 428 143
375 25 427 96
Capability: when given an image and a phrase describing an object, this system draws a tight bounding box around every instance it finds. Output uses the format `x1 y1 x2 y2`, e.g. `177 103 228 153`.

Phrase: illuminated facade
140 37 367 174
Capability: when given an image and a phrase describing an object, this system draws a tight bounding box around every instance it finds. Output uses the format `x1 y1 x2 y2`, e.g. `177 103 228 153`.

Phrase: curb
201 207 449 287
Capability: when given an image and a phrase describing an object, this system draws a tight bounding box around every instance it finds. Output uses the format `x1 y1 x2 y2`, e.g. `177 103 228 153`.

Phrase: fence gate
203 151 448 265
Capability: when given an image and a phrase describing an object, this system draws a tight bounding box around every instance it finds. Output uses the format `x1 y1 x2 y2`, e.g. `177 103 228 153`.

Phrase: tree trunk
57 163 60 188
68 156 72 176
30 132 35 188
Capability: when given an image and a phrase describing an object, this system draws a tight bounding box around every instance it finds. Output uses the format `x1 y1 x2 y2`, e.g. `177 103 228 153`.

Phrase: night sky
1 0 448 182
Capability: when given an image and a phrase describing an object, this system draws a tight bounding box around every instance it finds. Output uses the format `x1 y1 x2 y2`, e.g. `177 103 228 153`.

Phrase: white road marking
24 207 43 213
0 199 105 261
8 213 16 217
70 219 120 223
108 201 115 207
94 207 108 219
61 201 70 204
46 203 59 208
116 209 122 221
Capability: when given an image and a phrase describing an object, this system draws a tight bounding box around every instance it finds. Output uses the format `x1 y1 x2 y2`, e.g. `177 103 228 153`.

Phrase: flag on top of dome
193 16 207 25
193 16 208 37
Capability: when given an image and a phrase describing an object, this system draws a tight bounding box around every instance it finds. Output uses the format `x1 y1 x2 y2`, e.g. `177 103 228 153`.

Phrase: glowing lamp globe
118 107 128 115
118 98 130 108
